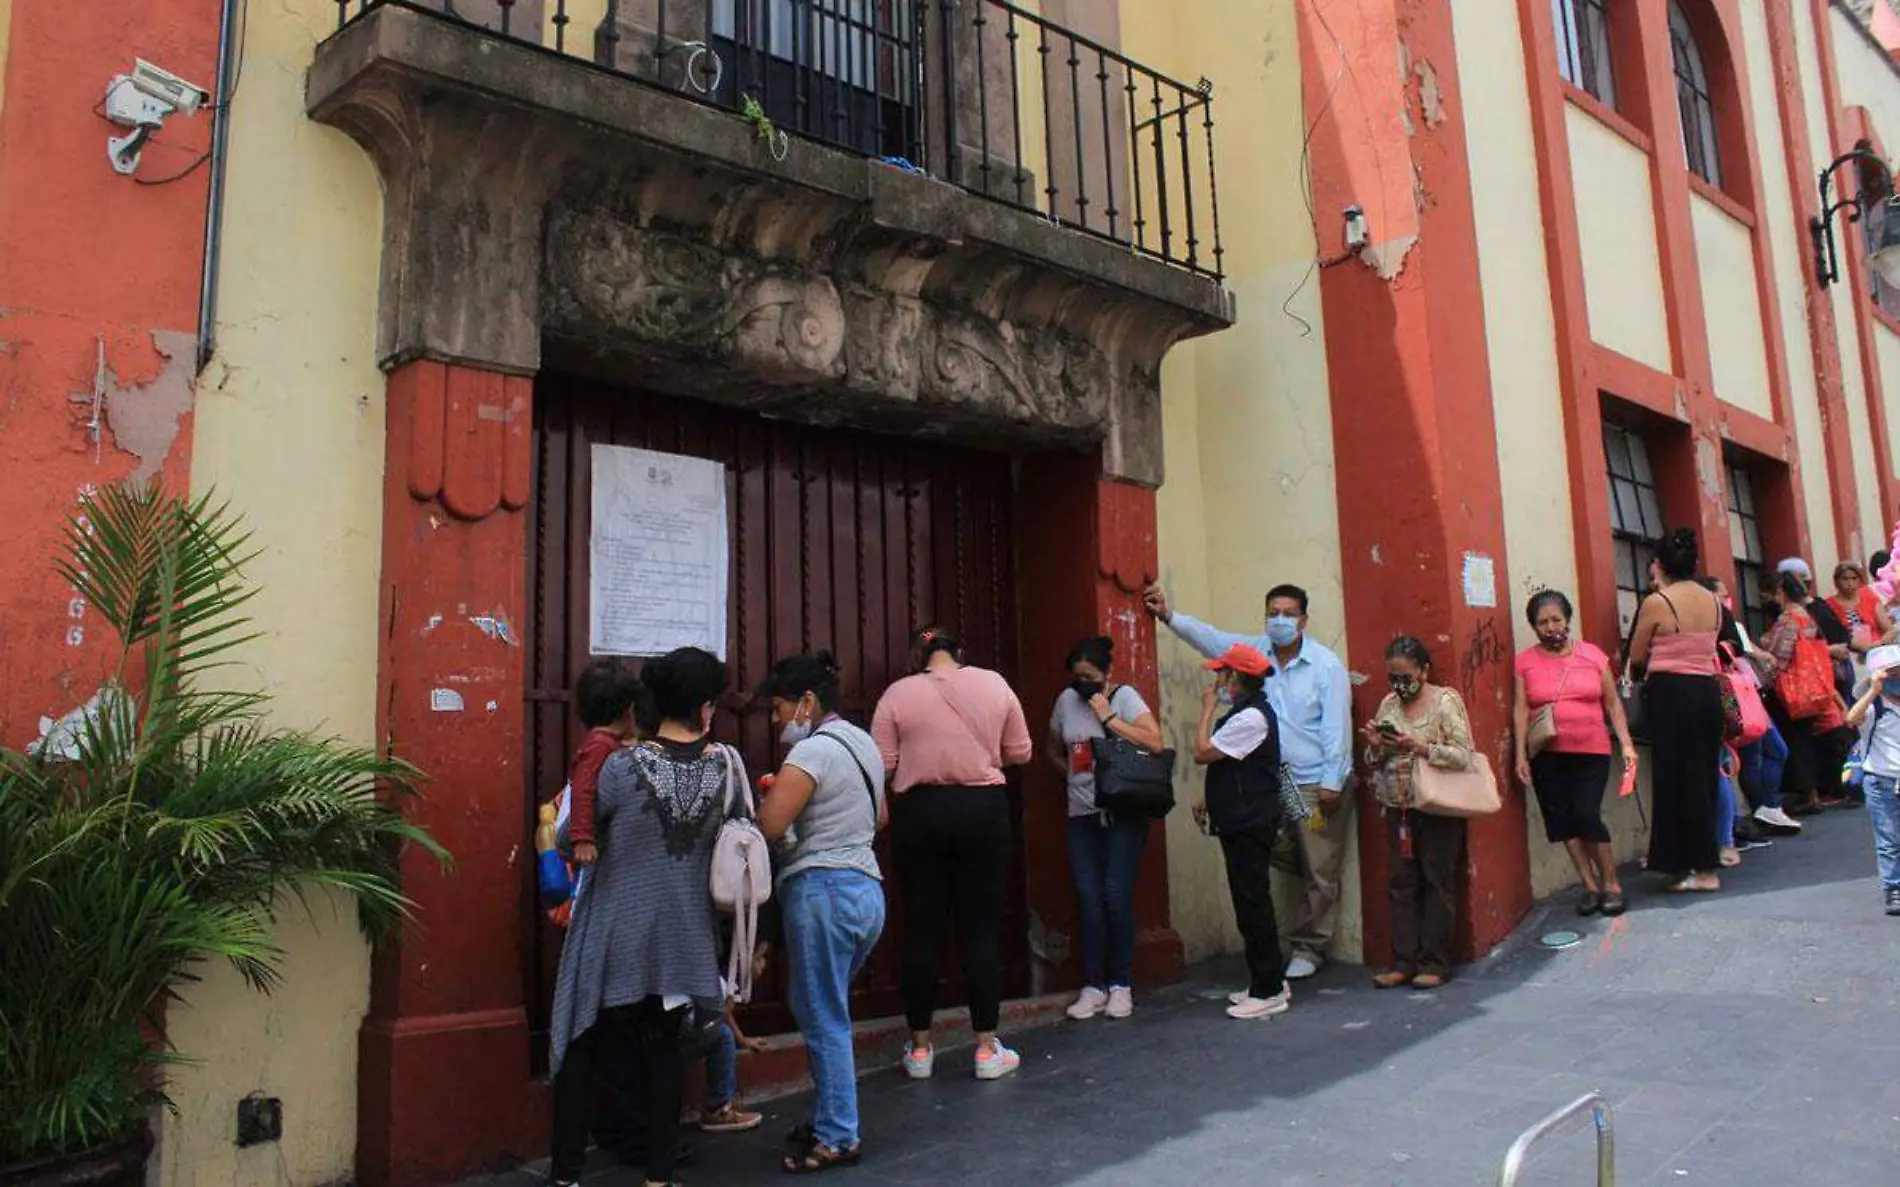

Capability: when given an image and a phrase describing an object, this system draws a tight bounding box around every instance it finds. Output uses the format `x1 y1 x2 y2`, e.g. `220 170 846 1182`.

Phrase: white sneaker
902 1044 935 1079
1229 983 1294 1005
1066 987 1109 1020
1106 986 1134 1019
1226 989 1291 1020
974 1040 1021 1080
1755 806 1803 832
1285 955 1320 980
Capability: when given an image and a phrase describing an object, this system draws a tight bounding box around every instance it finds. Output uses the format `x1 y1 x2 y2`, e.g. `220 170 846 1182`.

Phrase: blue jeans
1066 812 1149 988
782 868 886 1150
1865 774 1900 891
1716 770 1737 849
703 1020 736 1111
1741 726 1788 810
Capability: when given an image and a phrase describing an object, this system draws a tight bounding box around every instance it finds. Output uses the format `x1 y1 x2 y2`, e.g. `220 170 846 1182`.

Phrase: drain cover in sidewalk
1539 930 1583 950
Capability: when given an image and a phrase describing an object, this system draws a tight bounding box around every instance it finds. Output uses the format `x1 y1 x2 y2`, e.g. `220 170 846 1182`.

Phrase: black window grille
1605 422 1665 640
1553 0 1617 109
1668 1 1721 188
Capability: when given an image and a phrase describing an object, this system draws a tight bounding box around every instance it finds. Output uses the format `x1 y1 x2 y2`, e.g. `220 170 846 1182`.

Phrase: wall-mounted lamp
1811 147 1900 289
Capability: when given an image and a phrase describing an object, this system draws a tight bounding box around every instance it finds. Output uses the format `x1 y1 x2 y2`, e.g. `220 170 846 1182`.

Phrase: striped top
548 738 751 1074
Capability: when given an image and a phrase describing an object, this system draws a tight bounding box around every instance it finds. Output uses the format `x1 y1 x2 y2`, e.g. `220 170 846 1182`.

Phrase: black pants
550 999 684 1183
1218 824 1286 999
895 784 1011 1033
1386 809 1466 978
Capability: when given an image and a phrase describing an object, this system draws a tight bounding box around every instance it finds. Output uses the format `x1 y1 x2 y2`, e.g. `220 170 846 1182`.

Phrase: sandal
783 1142 863 1175
1577 892 1602 916
1411 973 1447 989
1372 969 1412 989
1600 892 1627 917
1719 847 1741 869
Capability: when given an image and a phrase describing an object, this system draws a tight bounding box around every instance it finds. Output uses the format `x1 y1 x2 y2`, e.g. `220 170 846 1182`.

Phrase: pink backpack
707 744 771 1002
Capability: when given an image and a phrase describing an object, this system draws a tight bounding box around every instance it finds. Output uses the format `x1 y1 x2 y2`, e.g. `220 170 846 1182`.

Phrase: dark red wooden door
524 376 1026 1060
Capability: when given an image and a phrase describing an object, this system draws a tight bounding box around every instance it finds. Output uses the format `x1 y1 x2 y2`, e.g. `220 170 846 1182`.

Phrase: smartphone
1376 721 1399 737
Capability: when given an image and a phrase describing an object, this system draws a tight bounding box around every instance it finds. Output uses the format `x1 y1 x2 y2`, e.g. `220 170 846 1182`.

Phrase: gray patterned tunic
549 738 750 1074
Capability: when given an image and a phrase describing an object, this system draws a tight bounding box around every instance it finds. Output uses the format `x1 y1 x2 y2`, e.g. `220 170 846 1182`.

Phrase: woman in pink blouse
871 626 1033 1084
1512 590 1636 917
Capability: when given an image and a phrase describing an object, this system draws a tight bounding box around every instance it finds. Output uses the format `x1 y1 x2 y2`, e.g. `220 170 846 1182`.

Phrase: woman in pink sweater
871 626 1033 1084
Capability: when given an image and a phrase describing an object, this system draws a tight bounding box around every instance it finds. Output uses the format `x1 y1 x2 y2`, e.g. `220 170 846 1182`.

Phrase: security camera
102 59 210 176
130 59 208 115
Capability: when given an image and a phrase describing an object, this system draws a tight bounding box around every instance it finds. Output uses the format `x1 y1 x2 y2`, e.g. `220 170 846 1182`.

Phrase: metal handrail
1498 1092 1615 1187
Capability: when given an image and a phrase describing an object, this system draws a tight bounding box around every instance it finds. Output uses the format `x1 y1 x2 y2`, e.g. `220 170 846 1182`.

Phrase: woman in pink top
1513 590 1636 917
1630 529 1726 893
870 625 1032 1084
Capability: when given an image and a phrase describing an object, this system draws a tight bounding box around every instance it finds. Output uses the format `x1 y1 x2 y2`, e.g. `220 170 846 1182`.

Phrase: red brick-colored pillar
1016 454 1185 991
1299 0 1529 964
357 359 539 1187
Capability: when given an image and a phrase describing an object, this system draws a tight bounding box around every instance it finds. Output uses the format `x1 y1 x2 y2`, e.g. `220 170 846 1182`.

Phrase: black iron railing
331 0 1223 280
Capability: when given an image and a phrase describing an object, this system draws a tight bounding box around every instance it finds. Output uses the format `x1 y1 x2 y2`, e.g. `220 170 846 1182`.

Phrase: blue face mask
1265 615 1301 649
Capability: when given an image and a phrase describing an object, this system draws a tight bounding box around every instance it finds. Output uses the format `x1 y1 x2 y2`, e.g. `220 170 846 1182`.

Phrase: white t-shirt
1211 706 1272 762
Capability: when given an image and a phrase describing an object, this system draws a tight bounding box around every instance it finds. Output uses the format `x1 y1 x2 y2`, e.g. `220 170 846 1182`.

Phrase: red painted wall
0 0 217 744
1297 0 1530 964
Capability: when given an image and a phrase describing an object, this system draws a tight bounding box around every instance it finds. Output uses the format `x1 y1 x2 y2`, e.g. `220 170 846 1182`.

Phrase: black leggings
550 998 684 1183
895 784 1011 1033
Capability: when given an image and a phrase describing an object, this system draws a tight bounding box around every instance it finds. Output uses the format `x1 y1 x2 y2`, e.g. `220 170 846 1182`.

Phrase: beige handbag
1524 705 1557 758
1409 753 1502 818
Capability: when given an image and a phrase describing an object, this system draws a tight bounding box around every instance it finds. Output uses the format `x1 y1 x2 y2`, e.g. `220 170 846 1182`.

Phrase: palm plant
0 485 445 1167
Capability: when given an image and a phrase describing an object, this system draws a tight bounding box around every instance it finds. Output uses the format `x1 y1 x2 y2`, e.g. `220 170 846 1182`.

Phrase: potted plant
0 486 446 1185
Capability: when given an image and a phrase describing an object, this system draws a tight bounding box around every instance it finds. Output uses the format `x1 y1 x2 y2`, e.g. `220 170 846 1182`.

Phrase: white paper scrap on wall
590 443 729 659
1462 552 1497 609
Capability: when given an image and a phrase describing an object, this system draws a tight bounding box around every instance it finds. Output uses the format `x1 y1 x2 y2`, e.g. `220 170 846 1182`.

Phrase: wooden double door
523 376 1029 1060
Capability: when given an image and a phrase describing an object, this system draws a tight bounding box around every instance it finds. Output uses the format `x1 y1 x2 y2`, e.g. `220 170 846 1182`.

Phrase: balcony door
711 0 920 160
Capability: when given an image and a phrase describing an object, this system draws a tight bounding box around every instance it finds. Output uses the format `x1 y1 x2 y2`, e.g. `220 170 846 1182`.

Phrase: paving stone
484 811 1899 1186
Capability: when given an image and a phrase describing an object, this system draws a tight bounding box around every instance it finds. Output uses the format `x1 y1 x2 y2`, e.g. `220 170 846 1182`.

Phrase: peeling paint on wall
1416 59 1446 128
103 329 197 484
1362 234 1419 280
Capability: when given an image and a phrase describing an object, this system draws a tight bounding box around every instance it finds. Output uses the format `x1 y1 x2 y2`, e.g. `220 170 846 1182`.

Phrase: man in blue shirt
1145 582 1353 979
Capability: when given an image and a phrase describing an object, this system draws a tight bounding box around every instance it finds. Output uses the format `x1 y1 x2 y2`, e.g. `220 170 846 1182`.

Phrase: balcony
328 0 1225 279
309 0 1233 485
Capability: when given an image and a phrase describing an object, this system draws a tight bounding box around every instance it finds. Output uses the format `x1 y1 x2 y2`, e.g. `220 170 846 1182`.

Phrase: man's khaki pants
1272 784 1354 962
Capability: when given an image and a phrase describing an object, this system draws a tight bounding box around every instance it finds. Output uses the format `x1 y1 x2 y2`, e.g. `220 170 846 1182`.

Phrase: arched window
1553 0 1617 107
1669 1 1721 186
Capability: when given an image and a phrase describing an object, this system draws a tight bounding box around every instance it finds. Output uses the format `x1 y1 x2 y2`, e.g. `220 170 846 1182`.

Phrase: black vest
1205 691 1281 835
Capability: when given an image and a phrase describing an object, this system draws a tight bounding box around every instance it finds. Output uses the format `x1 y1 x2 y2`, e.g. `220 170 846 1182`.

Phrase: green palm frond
2 486 448 1164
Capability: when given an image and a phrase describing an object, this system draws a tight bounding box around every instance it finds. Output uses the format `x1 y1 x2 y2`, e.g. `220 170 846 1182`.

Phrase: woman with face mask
870 626 1033 1082
1845 645 1900 916
754 651 888 1174
1046 635 1165 1021
1361 637 1475 989
1512 590 1635 916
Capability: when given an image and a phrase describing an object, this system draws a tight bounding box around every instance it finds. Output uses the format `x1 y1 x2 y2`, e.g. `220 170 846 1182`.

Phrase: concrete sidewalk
480 807 1900 1186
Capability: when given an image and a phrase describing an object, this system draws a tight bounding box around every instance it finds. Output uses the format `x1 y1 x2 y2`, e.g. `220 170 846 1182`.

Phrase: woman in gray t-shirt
756 652 888 1173
1046 636 1164 1021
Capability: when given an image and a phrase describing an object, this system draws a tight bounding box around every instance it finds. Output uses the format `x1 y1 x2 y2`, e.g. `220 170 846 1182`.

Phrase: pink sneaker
974 1040 1021 1080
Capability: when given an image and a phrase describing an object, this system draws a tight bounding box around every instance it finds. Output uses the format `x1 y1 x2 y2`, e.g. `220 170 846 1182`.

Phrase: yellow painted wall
1742 0 1836 560
1830 6 1900 546
1124 0 1357 963
1569 107 1672 373
1812 7 1883 560
1692 193 1775 419
1449 0 1650 900
161 0 389 1182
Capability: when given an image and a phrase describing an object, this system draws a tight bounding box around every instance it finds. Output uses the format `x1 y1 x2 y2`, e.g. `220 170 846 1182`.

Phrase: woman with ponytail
1629 528 1727 893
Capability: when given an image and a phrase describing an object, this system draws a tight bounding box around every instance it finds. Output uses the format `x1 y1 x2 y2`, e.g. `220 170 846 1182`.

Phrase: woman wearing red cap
1191 642 1289 1020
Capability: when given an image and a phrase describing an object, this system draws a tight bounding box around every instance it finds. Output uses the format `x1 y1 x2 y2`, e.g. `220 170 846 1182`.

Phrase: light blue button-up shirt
1166 612 1352 791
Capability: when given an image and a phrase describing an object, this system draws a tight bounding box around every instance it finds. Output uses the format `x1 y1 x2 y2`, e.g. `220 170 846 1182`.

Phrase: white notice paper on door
590 444 728 658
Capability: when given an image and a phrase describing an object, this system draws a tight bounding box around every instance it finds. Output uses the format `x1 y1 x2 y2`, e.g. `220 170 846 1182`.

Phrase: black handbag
1089 735 1177 818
